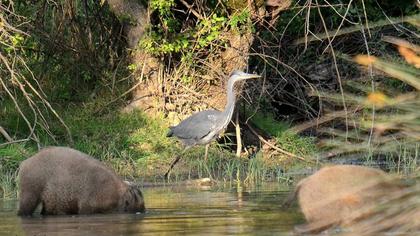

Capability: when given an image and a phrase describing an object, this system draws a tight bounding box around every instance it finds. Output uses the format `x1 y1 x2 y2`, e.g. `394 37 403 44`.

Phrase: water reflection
0 184 303 235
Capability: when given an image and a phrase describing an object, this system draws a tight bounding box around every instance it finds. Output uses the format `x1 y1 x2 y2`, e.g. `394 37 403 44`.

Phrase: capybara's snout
121 184 146 213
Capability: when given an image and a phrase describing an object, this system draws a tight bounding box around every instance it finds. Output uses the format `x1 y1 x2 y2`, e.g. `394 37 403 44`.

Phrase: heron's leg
164 155 181 180
164 147 189 180
204 144 209 161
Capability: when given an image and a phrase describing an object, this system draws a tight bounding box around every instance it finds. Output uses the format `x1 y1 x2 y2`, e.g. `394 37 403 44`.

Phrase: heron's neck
221 79 237 123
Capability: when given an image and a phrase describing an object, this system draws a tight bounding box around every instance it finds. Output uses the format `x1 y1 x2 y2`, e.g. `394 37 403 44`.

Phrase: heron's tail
166 127 174 137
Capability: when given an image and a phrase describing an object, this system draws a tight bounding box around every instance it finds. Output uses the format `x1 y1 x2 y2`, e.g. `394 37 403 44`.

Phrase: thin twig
315 0 349 141
99 62 145 111
294 13 420 45
361 0 371 38
0 139 30 147
246 123 308 162
179 0 203 20
18 57 73 144
0 126 13 142
326 0 354 49
291 107 362 133
0 53 35 142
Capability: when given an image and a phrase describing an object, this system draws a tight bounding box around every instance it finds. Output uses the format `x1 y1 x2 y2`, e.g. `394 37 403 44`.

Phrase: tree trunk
107 0 291 117
107 0 164 113
107 0 148 48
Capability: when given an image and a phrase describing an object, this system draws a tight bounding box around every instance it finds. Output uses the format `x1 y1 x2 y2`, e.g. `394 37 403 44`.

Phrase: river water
0 183 303 236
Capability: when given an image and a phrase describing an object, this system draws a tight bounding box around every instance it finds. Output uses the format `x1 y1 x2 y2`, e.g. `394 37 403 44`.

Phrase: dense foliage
0 0 419 196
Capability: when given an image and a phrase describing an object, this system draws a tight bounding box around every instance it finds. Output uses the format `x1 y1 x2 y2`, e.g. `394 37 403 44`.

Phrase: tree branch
246 123 310 162
0 126 13 142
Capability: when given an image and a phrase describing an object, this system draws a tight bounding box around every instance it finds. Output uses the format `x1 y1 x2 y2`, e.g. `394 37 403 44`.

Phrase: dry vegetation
1 1 419 190
0 3 71 145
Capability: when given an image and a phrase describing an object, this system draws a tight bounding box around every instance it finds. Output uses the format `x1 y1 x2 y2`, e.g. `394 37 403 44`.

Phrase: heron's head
229 70 260 82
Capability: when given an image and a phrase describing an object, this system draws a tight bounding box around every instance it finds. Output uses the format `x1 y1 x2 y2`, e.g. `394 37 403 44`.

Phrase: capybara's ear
124 180 138 187
121 185 145 213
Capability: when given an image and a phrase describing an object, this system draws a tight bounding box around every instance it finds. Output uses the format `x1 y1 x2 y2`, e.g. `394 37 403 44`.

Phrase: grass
318 45 420 175
0 169 18 199
160 110 317 185
165 148 292 186
3 48 418 198
0 144 32 171
0 98 315 198
249 111 317 169
0 144 33 199
45 104 180 179
379 145 419 176
0 144 21 199
0 99 179 195
249 112 316 155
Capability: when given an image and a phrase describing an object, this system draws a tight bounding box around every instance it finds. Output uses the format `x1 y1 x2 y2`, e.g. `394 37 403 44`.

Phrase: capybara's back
18 146 145 216
296 165 402 231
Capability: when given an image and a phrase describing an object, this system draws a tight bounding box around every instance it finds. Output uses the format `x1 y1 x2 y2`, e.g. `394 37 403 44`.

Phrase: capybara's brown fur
17 146 145 216
295 165 403 232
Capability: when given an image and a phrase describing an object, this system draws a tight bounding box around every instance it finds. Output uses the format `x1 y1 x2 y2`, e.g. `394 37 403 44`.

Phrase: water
0 183 303 236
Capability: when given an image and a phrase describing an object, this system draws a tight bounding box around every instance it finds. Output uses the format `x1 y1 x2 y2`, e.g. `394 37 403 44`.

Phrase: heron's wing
169 110 222 140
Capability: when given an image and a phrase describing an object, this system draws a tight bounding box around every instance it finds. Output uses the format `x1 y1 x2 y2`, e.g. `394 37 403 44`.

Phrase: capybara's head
120 183 145 213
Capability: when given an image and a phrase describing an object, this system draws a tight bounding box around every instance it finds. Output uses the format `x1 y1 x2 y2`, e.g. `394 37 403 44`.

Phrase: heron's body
167 110 225 147
165 70 260 178
167 70 259 148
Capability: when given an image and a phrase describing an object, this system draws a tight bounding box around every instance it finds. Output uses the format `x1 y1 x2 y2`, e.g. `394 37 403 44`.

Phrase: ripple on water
0 184 304 236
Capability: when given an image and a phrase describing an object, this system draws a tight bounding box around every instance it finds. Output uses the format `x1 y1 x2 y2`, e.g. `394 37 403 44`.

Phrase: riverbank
2 101 419 199
0 100 317 199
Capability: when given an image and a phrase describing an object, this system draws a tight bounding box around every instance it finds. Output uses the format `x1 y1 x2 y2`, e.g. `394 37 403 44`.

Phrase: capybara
293 165 403 232
17 146 145 216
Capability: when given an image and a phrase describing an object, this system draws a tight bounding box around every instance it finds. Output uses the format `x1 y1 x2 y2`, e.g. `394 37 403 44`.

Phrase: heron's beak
240 73 261 80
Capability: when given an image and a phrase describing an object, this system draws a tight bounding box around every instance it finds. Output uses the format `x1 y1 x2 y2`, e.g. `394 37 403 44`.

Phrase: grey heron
165 70 260 178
